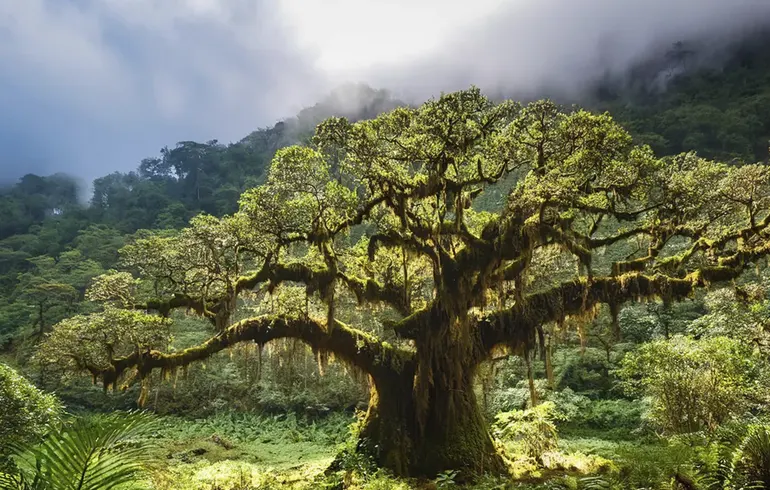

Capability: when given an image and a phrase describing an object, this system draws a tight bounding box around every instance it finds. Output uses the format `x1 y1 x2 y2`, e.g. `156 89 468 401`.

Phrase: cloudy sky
1 0 769 184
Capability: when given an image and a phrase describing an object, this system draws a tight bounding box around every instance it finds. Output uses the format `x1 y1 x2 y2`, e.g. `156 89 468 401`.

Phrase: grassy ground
127 412 676 490
138 412 351 489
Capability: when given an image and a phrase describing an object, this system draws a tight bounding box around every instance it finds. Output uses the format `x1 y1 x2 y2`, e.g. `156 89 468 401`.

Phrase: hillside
594 28 770 162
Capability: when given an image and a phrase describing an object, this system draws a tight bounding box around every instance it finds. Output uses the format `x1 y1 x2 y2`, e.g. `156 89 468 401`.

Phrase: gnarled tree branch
97 315 415 391
478 244 769 354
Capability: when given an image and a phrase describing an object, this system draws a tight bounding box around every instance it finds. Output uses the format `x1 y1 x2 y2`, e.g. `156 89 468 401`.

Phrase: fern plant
434 469 459 488
0 411 157 490
734 425 770 488
493 401 564 463
700 424 770 490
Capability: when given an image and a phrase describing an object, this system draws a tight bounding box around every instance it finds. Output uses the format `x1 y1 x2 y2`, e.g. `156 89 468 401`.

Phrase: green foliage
618 336 760 434
143 411 353 489
0 364 61 468
597 33 770 163
435 469 460 488
1 250 104 340
618 301 706 343
494 401 564 463
38 307 171 376
689 287 770 344
0 411 157 490
732 425 770 489
487 379 546 414
154 411 351 448
698 423 770 490
555 349 615 398
578 399 644 432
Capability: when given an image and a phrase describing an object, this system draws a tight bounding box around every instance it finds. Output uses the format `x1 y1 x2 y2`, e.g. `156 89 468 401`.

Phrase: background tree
41 88 770 477
14 252 102 335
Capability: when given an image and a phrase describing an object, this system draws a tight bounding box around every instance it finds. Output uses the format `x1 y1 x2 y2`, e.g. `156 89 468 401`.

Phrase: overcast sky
1 0 769 184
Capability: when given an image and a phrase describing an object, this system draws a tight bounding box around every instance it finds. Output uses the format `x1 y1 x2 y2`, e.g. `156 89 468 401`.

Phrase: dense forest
1 30 770 490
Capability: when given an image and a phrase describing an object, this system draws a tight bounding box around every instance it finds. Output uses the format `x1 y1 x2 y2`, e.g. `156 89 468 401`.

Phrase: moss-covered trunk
357 319 506 478
356 370 415 476
410 354 506 476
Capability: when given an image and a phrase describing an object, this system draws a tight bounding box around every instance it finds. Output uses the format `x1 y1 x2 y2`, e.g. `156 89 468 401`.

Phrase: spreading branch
96 315 414 390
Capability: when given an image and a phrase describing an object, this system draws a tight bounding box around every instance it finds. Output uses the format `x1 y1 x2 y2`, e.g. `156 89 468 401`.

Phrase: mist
357 0 770 101
1 0 770 185
0 0 331 184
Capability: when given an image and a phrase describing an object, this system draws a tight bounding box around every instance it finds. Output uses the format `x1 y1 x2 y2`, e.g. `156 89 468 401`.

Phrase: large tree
41 89 770 477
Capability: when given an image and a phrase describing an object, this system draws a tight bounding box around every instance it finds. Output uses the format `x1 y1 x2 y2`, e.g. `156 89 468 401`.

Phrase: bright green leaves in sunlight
689 284 770 346
314 88 521 197
239 146 357 243
38 307 170 373
120 213 260 303
512 103 655 219
652 152 730 232
85 271 138 308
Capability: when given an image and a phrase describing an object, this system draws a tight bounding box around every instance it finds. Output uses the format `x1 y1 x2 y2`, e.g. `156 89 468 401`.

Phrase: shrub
556 348 615 398
0 363 61 464
617 336 758 434
487 379 549 415
582 399 644 431
494 401 564 463
545 388 591 423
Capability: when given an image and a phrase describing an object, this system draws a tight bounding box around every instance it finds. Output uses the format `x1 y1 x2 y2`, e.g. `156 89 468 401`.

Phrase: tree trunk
545 335 555 390
351 331 507 478
355 370 415 476
525 351 539 407
413 359 505 476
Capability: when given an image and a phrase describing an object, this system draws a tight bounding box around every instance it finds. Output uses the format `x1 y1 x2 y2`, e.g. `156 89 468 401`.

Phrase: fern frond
6 411 157 490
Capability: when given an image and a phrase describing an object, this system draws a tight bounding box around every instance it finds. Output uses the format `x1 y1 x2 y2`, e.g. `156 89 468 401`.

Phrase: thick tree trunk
354 324 507 478
357 368 506 477
356 370 415 476
410 361 506 476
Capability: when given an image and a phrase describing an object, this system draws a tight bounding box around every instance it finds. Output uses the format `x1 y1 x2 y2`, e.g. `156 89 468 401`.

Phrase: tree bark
355 369 415 476
412 375 506 477
524 351 539 407
356 347 506 478
545 334 555 390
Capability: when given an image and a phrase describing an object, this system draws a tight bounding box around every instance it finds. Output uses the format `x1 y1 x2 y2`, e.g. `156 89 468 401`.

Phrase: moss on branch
99 315 414 393
478 261 765 353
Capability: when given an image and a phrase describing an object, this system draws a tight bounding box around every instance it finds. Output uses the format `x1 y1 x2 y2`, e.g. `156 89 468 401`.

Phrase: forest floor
130 411 672 490
139 412 349 489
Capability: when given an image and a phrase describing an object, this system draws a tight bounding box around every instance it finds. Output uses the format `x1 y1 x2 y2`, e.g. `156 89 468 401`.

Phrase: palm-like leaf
1 411 157 490
734 426 770 489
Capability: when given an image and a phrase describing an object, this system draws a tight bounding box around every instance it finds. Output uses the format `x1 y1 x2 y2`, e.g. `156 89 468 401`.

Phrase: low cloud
0 0 328 183
1 0 770 184
358 0 770 100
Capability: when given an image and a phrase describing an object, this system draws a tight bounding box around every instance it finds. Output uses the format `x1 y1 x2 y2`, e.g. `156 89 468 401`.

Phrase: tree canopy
36 88 770 476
